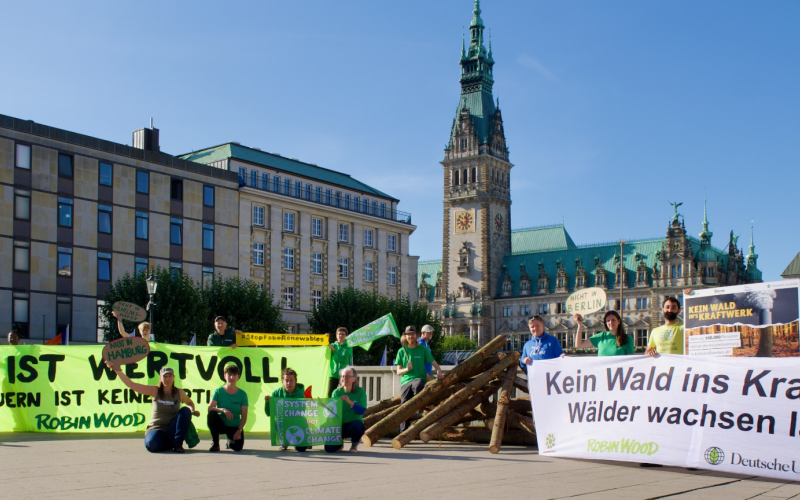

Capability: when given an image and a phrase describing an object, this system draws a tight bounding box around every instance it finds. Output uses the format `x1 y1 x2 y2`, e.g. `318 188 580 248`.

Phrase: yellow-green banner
0 344 330 433
236 333 329 347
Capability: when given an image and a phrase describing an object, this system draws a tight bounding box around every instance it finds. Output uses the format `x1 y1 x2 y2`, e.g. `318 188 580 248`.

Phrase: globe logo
285 426 305 445
661 329 675 341
704 447 724 465
545 434 555 450
323 401 339 418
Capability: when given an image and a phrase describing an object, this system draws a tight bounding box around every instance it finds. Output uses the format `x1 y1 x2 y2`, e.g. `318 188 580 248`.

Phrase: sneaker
349 443 359 453
209 443 220 452
280 445 288 451
173 446 186 453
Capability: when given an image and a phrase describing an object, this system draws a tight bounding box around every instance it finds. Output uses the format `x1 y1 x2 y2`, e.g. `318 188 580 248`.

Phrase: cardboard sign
565 287 607 315
112 301 147 323
102 336 150 368
270 397 343 447
237 333 329 347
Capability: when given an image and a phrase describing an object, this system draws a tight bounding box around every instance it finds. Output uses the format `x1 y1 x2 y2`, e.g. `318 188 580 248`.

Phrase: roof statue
669 201 683 222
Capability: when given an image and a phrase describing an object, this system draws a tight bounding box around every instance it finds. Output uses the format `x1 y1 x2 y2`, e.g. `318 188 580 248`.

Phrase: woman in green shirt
326 366 367 453
265 367 310 452
208 363 248 452
573 311 635 356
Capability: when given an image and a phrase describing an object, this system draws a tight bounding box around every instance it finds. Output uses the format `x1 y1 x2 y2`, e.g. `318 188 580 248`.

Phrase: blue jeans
325 420 366 453
144 407 192 452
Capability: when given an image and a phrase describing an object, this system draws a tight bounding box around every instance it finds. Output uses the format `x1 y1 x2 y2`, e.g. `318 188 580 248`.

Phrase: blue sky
3 1 798 280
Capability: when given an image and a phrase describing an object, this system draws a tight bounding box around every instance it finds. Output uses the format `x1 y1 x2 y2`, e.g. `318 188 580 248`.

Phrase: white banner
530 354 800 480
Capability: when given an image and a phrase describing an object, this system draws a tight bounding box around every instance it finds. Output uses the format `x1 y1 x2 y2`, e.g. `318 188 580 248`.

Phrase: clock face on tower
494 212 504 233
454 210 475 233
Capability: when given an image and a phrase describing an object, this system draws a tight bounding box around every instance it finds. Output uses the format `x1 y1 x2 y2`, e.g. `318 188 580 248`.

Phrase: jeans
325 420 366 453
144 407 191 452
399 378 425 432
207 411 244 452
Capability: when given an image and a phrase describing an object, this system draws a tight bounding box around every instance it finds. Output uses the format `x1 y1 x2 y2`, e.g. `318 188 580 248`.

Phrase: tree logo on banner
286 426 306 445
661 329 676 341
323 401 339 418
545 433 555 450
704 447 725 466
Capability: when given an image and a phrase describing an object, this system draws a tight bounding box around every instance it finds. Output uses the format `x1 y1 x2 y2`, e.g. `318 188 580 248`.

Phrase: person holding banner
6 331 20 346
207 316 242 348
207 363 248 452
572 311 634 356
419 325 434 381
520 316 565 369
395 325 443 431
265 367 311 452
326 366 367 453
328 327 353 397
112 311 151 340
104 362 199 453
646 295 686 356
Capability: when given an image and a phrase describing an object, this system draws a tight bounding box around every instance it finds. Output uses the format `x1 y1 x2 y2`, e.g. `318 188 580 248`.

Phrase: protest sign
236 333 328 347
111 302 147 323
346 313 400 350
269 397 342 447
565 287 607 316
684 280 799 357
531 354 800 480
0 345 328 433
102 336 150 369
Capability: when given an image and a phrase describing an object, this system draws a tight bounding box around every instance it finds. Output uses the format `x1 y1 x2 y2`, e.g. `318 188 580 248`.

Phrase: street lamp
146 273 158 341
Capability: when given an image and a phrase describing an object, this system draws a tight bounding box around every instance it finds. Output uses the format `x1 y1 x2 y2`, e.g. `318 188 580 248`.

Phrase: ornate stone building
418 1 762 350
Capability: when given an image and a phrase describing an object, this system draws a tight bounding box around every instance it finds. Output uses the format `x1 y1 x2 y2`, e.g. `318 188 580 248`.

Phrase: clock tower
440 0 512 343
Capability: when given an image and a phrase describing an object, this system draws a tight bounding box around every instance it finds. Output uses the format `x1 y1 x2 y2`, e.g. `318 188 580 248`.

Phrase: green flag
346 313 400 350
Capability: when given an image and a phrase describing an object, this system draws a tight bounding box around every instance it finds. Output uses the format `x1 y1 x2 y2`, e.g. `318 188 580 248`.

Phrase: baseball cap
214 316 227 323
421 325 434 333
160 366 174 376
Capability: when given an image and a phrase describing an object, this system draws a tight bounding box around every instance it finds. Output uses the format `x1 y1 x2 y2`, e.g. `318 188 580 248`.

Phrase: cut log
489 365 518 454
391 352 521 449
506 410 535 435
513 376 529 393
419 383 500 443
364 403 400 428
451 412 486 427
361 335 508 446
363 395 401 418
435 427 537 446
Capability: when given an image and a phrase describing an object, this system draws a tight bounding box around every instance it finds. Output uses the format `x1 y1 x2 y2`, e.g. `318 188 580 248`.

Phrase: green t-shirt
332 386 367 424
207 330 236 347
329 342 353 379
648 323 684 354
590 331 635 356
211 387 249 427
264 384 305 416
394 345 435 386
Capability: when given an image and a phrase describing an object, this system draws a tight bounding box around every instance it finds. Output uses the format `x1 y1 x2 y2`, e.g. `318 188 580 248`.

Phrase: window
502 306 511 317
170 218 182 245
58 154 73 178
170 179 183 200
135 212 149 239
597 274 605 285
238 167 247 182
380 203 386 218
312 253 323 274
454 170 459 185
97 300 108 343
98 252 111 282
202 267 214 289
58 198 73 228
13 296 29 338
325 189 331 205
335 192 341 207
253 206 265 226
520 305 530 316
253 243 265 266
677 265 682 278
538 304 548 315
282 286 295 309
273 176 280 192
136 171 149 194
365 262 374 282
362 199 368 213
339 224 348 242
388 266 396 286
557 277 565 288
471 167 477 183
671 266 677 278
98 205 112 234
283 248 294 270
364 229 373 247
99 162 113 186
353 196 360 211
315 187 321 202
58 247 72 277
636 329 649 347
13 242 29 272
135 257 148 275
262 173 269 190
312 290 322 309
283 179 290 195
521 280 530 291
305 184 311 200
203 224 214 250
503 282 511 292
637 297 648 310
14 190 30 220
638 271 646 282
338 258 349 278
344 194 350 210
312 218 322 237
169 262 182 277
371 201 377 215
15 144 31 169
294 181 301 197
387 234 397 252
577 276 585 287
283 212 294 232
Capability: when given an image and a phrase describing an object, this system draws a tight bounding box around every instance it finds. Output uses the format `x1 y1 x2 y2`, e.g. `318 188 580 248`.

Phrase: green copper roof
781 252 800 278
511 224 577 254
418 260 443 302
179 143 397 201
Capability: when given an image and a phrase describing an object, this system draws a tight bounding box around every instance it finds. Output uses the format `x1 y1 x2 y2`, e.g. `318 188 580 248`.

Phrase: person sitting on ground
328 327 353 397
265 367 310 452
112 311 151 340
419 325 435 381
572 311 634 356
208 363 248 452
104 362 199 453
326 366 367 453
207 316 242 348
395 325 444 432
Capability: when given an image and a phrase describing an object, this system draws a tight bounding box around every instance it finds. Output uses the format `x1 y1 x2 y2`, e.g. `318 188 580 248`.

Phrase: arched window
463 169 468 184
454 170 459 185
471 168 476 183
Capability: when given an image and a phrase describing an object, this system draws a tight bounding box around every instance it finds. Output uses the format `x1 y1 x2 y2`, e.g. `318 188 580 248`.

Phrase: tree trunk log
364 403 401 428
434 427 537 446
506 410 535 435
489 365 518 454
451 412 486 427
361 335 508 447
419 383 500 443
513 376 529 393
363 395 401 418
391 352 520 449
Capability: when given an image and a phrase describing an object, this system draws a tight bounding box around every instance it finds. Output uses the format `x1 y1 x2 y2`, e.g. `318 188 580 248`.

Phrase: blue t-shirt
418 338 433 374
520 333 564 369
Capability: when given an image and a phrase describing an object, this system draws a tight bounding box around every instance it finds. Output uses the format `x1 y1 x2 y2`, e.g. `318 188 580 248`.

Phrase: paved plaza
1 433 798 500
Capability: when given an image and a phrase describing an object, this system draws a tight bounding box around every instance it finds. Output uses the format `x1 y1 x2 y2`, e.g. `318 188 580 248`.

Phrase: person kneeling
208 363 248 452
326 367 367 453
265 368 310 452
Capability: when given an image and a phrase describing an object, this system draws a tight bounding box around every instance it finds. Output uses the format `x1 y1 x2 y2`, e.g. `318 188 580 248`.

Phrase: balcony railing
239 175 412 225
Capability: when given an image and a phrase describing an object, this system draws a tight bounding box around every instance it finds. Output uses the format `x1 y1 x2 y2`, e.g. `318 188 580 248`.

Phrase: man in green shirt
395 325 443 432
647 296 684 356
328 327 353 397
265 368 310 452
207 316 241 348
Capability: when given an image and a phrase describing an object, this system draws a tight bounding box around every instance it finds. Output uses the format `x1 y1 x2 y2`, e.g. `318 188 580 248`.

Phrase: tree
439 336 478 352
202 275 288 341
306 288 443 365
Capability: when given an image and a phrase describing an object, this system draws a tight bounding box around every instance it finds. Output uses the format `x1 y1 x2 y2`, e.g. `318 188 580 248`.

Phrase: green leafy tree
439 336 478 352
306 288 443 365
201 275 287 343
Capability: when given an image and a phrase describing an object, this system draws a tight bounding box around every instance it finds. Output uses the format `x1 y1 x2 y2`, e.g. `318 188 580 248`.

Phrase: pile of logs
361 334 535 454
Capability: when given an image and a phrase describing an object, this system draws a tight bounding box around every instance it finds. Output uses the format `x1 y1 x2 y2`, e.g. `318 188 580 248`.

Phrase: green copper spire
748 223 757 261
699 196 713 243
